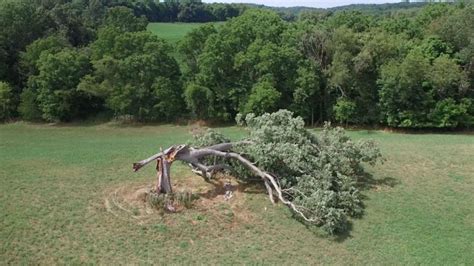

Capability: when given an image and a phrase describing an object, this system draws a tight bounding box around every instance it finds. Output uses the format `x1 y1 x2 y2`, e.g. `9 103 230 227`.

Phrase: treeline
180 3 474 128
112 0 247 22
270 2 430 21
1 1 473 128
0 0 182 122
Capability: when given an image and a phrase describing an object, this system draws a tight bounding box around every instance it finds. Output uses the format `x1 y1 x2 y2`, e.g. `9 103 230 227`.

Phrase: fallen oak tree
133 110 382 234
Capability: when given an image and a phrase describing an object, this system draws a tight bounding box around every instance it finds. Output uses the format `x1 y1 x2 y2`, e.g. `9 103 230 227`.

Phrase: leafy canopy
192 110 382 234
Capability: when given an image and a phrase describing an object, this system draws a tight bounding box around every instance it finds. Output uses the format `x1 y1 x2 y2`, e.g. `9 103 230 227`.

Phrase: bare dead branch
132 141 252 172
190 162 232 179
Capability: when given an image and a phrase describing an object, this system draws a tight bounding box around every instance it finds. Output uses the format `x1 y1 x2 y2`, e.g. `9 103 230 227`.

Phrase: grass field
147 22 223 44
1 123 473 264
147 22 223 66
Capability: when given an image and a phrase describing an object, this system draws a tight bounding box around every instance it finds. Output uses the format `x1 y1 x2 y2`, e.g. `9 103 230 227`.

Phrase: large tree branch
180 148 321 223
133 147 172 172
132 141 251 172
189 162 232 179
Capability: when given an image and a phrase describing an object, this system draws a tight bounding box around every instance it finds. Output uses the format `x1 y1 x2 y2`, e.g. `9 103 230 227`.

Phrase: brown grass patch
102 174 262 228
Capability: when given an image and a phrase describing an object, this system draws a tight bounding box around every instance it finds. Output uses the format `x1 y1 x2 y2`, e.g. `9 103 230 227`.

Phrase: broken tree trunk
155 157 172 194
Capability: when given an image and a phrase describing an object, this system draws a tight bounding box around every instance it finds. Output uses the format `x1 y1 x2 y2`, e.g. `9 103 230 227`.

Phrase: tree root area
103 175 265 227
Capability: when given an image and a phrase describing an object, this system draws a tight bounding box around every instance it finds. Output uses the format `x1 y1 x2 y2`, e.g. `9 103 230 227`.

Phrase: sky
202 0 401 8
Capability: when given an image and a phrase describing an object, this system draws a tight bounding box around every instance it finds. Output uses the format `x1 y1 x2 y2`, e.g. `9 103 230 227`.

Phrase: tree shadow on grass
301 217 354 242
327 173 400 242
355 173 400 221
357 172 400 191
192 173 400 241
334 222 354 242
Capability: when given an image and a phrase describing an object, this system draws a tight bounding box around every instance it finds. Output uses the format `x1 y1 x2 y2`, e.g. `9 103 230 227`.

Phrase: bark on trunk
160 158 172 194
155 158 172 194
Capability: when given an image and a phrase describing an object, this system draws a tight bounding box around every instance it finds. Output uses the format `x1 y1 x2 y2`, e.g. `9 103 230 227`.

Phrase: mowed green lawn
1 123 473 264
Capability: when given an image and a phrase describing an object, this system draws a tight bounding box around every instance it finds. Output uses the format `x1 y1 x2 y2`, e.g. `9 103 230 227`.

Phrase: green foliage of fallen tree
134 110 382 234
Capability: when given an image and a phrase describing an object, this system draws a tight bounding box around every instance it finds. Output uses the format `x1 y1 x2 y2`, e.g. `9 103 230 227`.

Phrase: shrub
18 89 42 121
184 83 214 119
429 98 474 128
243 79 281 116
333 98 357 124
0 81 15 121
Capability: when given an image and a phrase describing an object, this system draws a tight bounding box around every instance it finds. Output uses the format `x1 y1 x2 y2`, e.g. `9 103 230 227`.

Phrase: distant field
147 22 223 44
1 123 473 264
147 22 223 64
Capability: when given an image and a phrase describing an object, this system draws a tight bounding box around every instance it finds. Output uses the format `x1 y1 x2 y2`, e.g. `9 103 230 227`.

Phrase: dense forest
0 0 473 128
110 0 248 22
